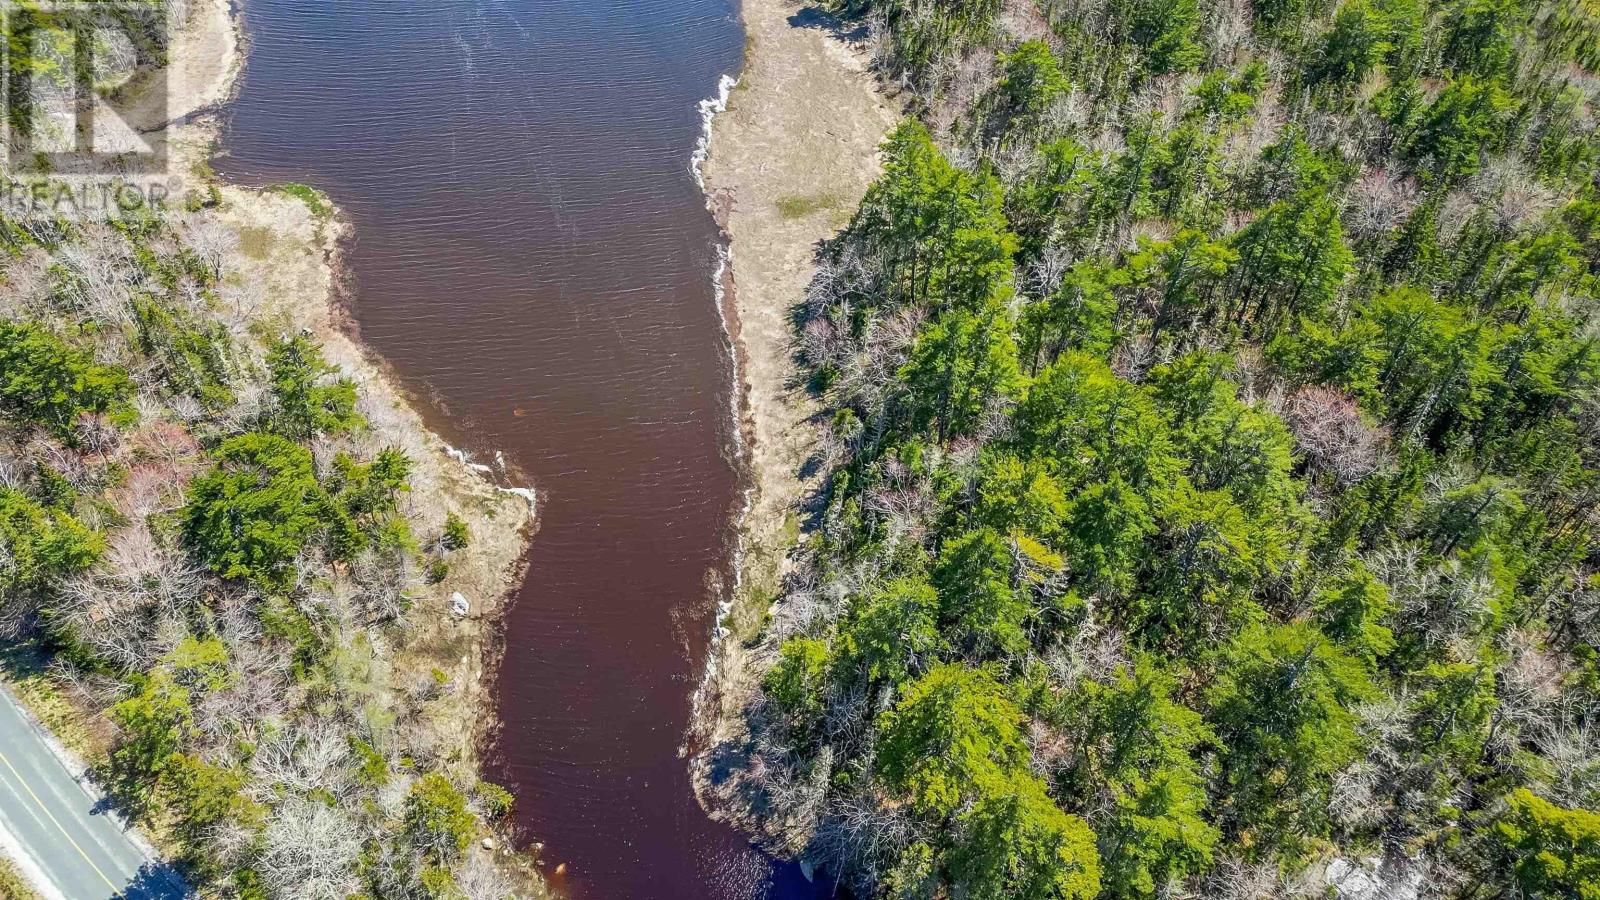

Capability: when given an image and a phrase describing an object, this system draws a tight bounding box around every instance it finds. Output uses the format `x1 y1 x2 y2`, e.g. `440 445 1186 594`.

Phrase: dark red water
217 3 827 898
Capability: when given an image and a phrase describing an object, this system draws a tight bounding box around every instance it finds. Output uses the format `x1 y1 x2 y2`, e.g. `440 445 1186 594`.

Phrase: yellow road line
0 748 124 898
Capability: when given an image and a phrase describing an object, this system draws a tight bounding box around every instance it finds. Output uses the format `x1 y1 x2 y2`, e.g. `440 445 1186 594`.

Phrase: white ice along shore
443 444 538 515
687 71 757 740
691 73 738 190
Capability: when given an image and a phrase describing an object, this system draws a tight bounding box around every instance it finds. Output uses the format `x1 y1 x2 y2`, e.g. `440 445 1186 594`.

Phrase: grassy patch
236 225 276 260
778 511 802 547
0 853 41 900
188 153 218 185
731 512 804 645
776 193 844 220
271 182 333 218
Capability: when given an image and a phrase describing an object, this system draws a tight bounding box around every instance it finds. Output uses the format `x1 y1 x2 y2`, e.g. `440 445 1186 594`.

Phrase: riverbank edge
189 0 543 859
0 0 543 891
197 0 547 884
689 0 899 860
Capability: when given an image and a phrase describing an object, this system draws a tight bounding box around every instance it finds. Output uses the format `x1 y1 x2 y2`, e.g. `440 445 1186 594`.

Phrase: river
217 2 825 898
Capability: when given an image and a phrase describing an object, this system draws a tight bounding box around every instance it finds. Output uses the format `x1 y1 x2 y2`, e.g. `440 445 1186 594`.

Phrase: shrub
350 737 389 787
109 670 192 812
406 773 476 862
441 512 470 551
1494 789 1600 898
419 865 460 899
474 780 515 821
166 753 254 872
324 447 413 559
762 638 832 736
426 558 450 583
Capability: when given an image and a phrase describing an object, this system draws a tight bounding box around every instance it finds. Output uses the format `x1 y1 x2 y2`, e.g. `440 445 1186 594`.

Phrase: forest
0 190 529 894
723 0 1600 897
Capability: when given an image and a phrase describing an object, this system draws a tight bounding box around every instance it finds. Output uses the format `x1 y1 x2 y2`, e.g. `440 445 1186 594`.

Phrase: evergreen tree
1208 623 1377 858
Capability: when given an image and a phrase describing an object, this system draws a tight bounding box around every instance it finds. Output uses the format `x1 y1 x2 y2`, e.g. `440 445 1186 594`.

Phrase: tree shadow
701 699 798 827
706 701 856 895
785 5 869 43
702 731 750 791
88 758 158 827
117 861 191 899
0 638 51 682
783 237 853 536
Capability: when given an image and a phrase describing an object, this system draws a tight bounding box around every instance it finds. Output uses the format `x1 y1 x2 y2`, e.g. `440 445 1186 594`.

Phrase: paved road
0 686 187 900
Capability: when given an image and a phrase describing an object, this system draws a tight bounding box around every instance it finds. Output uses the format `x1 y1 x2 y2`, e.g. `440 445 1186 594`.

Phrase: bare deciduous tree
1469 156 1561 232
1285 385 1388 487
255 798 363 900
185 218 241 282
1349 169 1421 239
54 228 136 324
249 723 354 803
1204 0 1254 66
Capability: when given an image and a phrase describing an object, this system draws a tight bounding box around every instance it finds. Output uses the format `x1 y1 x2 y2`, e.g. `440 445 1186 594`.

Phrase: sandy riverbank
691 0 898 848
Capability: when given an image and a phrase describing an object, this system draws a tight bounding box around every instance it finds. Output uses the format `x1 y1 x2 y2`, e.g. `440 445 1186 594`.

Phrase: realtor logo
0 0 170 174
